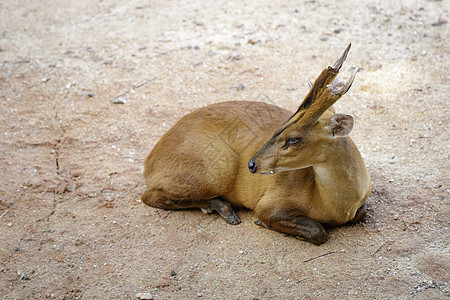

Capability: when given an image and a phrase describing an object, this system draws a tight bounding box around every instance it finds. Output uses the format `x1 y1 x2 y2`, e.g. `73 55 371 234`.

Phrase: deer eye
285 137 301 147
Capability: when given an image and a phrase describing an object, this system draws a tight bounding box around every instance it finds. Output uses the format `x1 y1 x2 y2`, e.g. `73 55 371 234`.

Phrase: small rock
369 62 382 70
248 39 261 45
18 271 30 280
136 293 154 300
170 270 177 276
236 83 245 91
112 97 127 104
370 6 382 14
71 171 82 178
432 17 447 27
229 53 243 61
215 42 231 50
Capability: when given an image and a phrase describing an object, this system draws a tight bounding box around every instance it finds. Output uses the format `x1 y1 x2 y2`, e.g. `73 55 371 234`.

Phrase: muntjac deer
142 44 371 244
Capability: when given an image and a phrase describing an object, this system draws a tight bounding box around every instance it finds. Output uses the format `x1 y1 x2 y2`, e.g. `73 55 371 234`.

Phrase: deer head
248 44 358 174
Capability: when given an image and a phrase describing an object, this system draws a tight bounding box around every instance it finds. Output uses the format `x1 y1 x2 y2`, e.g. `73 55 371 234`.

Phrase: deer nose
248 158 257 173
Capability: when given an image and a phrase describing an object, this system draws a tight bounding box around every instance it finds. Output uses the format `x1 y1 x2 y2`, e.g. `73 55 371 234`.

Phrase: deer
142 44 372 244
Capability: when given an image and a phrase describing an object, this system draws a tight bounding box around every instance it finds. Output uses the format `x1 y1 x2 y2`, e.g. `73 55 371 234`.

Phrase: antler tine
327 67 358 97
332 43 351 71
306 78 313 89
301 67 358 124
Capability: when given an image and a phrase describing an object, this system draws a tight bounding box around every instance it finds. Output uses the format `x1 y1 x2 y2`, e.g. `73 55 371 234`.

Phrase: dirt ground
0 0 448 299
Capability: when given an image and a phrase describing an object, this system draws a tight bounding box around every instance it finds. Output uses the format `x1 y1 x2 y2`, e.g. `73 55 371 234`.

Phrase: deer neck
312 137 371 222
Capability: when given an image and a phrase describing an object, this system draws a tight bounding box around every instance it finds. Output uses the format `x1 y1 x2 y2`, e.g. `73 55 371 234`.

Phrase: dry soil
0 0 449 299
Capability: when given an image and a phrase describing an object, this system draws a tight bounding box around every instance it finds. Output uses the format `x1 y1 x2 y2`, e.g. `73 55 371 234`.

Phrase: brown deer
142 44 371 244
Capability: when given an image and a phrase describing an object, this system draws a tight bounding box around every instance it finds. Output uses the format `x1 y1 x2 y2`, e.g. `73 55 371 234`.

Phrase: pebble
248 39 261 45
369 63 382 70
432 17 447 26
136 293 154 299
112 97 127 104
18 271 30 280
229 53 243 61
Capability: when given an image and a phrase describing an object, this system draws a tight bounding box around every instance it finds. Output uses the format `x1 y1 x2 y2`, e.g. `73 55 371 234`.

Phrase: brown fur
142 45 371 244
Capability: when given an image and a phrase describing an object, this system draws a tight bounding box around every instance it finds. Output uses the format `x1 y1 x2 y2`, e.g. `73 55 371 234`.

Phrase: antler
269 44 357 138
289 44 357 126
301 66 358 124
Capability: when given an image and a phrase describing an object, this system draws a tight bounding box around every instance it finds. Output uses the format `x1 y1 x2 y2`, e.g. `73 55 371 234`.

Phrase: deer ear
328 113 354 137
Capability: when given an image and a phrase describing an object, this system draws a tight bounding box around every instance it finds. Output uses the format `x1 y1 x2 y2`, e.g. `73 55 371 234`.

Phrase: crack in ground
47 111 66 224
53 111 65 175
45 76 66 224
55 141 60 174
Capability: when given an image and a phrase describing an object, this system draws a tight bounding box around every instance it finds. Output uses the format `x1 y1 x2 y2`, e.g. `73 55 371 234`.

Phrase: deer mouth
259 166 282 175
259 170 275 175
260 165 299 174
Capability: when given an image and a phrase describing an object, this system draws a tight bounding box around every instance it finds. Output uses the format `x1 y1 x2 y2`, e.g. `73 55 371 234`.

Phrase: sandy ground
0 0 449 299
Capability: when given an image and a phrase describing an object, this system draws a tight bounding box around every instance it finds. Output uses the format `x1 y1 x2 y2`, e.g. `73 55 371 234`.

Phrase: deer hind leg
254 201 327 245
142 189 240 225
200 197 240 225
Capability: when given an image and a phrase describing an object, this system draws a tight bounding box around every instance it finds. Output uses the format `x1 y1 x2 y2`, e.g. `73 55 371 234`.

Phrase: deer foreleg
348 203 367 224
254 202 327 245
